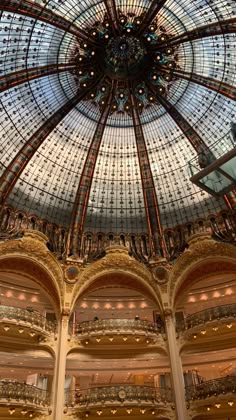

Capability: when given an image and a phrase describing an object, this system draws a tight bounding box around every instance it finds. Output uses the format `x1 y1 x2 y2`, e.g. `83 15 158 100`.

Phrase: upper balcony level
71 318 165 348
0 305 57 342
177 303 236 348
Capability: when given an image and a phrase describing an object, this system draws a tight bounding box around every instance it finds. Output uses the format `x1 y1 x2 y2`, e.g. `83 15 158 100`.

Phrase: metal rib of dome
0 0 235 255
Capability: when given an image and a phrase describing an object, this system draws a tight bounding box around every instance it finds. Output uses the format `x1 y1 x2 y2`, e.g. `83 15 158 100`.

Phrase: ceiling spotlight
92 31 97 36
78 70 83 75
97 410 102 415
111 409 117 414
119 93 124 98
85 340 89 344
90 71 95 76
9 408 15 415
18 328 24 334
126 28 131 33
212 326 218 331
193 334 197 339
4 326 10 331
146 36 151 42
105 22 109 27
29 331 35 337
138 88 143 94
228 401 234 406
140 409 146 414
151 410 155 415
123 336 127 341
21 408 27 415
90 93 95 98
227 323 233 328
101 86 106 92
215 403 221 408
126 409 132 414
82 83 87 88
91 51 95 56
152 74 157 80
109 336 114 341
135 337 140 342
96 337 101 342
200 329 206 335
207 406 211 411
85 412 89 417
105 34 109 39
29 413 34 418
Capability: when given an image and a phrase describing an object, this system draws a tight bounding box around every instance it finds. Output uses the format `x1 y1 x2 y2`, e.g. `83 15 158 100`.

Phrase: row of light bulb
9 408 34 417
84 408 157 416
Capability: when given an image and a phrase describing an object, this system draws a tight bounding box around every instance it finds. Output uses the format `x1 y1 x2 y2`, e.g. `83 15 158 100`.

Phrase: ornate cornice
0 229 64 313
70 245 161 310
169 236 236 307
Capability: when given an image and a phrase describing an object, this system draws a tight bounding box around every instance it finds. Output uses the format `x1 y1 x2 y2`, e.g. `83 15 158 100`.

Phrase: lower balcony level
0 380 50 419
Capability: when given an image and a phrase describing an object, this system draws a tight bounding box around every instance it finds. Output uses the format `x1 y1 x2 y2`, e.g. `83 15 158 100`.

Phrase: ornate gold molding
0 229 64 313
169 236 236 307
70 245 161 310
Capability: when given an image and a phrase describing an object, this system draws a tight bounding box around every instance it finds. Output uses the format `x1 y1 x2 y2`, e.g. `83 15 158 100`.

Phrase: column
52 313 69 420
164 311 189 420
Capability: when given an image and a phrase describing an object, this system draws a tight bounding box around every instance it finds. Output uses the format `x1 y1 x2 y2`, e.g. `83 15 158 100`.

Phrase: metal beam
155 17 236 48
103 0 120 35
0 79 101 204
0 0 98 45
129 85 167 257
171 69 236 101
0 63 76 93
69 82 117 256
138 0 168 35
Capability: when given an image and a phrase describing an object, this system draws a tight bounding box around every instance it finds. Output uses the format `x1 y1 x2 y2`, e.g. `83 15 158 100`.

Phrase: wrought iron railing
0 380 50 406
177 303 236 332
0 305 56 334
0 205 235 262
66 385 173 406
185 375 236 400
75 318 160 336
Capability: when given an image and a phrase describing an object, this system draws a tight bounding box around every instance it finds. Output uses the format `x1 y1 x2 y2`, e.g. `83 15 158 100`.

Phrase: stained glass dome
0 0 235 256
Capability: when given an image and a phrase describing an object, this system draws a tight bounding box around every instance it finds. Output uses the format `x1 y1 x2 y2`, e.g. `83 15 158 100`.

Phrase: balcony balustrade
0 380 50 407
185 375 236 401
0 305 56 335
177 303 236 332
73 318 163 345
67 384 173 408
1 205 235 262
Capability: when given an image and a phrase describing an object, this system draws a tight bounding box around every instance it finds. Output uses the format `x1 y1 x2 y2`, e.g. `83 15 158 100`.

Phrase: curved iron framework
0 0 235 255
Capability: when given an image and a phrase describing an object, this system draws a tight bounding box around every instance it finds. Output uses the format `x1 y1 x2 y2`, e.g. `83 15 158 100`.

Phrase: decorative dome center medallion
104 35 148 80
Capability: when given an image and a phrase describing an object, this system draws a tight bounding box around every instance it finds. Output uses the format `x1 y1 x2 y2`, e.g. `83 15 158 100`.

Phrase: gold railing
0 380 50 406
1 205 235 261
185 375 236 400
67 385 173 406
0 305 56 334
75 318 161 336
177 303 236 332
